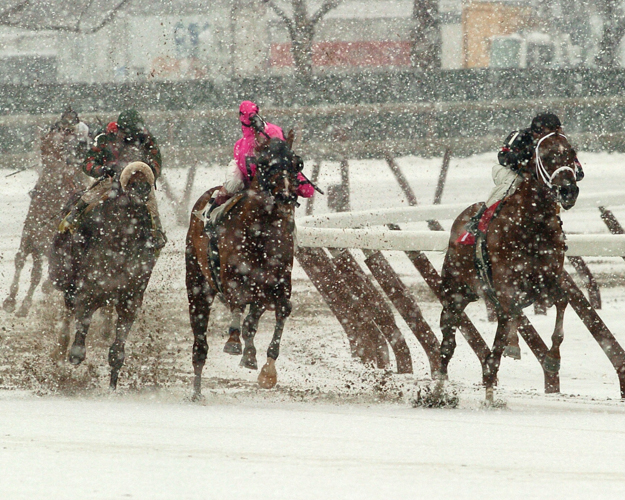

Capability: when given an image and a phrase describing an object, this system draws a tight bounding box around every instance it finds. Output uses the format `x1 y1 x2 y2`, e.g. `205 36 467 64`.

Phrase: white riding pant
485 164 522 207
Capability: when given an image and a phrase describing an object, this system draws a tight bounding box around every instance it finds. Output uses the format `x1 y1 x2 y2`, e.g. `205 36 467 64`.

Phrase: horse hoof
2 297 16 313
41 280 54 294
482 388 507 409
223 341 242 355
544 355 561 374
258 360 277 389
503 346 521 360
240 356 258 370
15 304 30 318
411 379 458 408
190 391 206 403
69 345 86 365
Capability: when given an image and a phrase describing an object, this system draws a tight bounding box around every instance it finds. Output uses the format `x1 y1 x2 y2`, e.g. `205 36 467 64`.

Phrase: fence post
328 248 411 373
295 247 382 366
433 147 452 205
363 249 441 376
599 207 625 263
562 272 625 399
304 160 322 216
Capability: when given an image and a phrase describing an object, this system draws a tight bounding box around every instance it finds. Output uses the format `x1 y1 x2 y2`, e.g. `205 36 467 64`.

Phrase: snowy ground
2 151 625 498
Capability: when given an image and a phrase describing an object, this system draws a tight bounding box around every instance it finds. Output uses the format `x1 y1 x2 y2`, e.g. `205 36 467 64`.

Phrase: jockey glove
101 163 118 177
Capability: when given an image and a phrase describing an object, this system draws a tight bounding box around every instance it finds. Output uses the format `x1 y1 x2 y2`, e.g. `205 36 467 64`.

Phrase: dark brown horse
438 132 579 404
186 134 302 397
49 162 158 389
3 128 88 317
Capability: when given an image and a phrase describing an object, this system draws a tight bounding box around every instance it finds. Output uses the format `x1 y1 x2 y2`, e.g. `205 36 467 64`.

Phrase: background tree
0 0 130 33
262 0 343 79
410 0 440 70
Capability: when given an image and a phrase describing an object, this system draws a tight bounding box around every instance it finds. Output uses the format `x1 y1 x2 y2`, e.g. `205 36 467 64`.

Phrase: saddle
205 192 246 293
458 201 504 309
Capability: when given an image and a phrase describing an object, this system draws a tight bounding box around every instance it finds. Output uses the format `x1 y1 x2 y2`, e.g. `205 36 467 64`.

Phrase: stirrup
465 217 479 235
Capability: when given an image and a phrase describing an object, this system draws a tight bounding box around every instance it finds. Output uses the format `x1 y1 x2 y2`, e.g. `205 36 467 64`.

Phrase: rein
534 132 576 189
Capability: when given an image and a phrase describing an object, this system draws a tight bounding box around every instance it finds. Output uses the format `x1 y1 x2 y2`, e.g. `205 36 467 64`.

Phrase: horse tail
186 188 221 293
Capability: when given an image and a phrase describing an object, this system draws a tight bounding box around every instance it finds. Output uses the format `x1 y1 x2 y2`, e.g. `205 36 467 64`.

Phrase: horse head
253 135 302 204
531 132 579 210
119 161 154 205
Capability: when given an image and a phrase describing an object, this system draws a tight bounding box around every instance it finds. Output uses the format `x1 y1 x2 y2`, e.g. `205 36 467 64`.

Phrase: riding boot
58 199 88 233
465 204 487 235
204 199 219 239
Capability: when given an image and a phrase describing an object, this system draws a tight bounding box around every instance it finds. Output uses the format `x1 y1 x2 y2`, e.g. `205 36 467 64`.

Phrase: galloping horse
438 132 579 404
186 134 302 397
49 162 158 389
3 127 88 317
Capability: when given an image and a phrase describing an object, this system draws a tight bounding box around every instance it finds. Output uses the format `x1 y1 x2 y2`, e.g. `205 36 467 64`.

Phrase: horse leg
3 247 27 313
240 303 265 370
503 321 522 360
484 313 519 404
53 306 74 362
69 303 96 366
109 301 140 390
223 308 244 355
544 297 567 375
438 296 470 380
189 283 215 398
16 249 43 317
258 300 292 389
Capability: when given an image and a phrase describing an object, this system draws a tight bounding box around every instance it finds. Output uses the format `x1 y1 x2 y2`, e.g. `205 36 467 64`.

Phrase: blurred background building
0 0 617 84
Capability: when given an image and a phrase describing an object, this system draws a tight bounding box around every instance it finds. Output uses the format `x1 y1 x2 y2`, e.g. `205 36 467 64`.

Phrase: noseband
534 132 576 189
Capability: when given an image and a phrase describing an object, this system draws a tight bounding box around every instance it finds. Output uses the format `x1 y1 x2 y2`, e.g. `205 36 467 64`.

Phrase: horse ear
286 129 295 149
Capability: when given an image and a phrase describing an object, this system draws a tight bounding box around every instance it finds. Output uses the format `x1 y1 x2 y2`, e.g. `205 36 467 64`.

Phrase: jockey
49 107 90 168
59 109 167 250
465 112 584 235
207 100 314 226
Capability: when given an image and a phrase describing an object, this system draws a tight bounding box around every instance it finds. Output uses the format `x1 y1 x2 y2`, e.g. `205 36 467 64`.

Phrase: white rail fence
297 191 625 257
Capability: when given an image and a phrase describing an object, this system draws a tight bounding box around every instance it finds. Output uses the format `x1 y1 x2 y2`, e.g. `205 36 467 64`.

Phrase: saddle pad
456 200 501 245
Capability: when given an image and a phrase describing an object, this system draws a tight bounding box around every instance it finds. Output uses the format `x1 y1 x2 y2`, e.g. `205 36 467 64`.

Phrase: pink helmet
239 100 259 126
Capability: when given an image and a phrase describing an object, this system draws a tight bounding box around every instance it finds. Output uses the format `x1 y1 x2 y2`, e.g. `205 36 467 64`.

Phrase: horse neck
515 172 559 223
247 179 296 220
235 183 295 228
96 195 151 244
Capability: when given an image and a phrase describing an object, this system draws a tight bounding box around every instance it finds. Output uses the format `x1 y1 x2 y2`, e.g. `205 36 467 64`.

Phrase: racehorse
49 162 158 390
438 132 579 404
3 127 88 317
186 134 302 397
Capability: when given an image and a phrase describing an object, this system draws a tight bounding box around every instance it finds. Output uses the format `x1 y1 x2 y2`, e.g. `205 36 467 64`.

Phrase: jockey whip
5 164 37 177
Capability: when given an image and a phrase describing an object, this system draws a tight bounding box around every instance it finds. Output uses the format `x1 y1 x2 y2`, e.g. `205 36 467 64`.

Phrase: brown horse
49 162 158 390
3 127 88 317
186 134 302 397
438 132 579 404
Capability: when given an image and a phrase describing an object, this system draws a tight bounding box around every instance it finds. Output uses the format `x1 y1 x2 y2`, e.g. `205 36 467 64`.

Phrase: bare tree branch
0 0 131 33
264 0 296 39
310 0 342 26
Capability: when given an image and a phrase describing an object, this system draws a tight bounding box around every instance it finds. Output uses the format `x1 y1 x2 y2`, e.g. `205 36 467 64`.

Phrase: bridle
255 146 300 205
534 132 577 189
